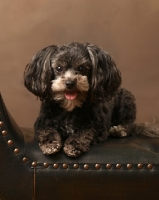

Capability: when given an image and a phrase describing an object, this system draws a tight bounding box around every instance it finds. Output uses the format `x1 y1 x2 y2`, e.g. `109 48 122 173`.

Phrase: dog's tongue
65 92 77 100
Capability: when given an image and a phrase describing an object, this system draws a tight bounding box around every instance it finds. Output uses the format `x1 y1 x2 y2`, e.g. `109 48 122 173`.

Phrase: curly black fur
24 42 159 157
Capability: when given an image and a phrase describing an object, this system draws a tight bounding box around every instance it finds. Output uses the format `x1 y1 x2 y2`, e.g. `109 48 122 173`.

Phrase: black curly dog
24 42 159 157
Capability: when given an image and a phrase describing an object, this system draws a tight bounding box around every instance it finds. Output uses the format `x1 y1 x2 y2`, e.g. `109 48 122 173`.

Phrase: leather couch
0 93 159 200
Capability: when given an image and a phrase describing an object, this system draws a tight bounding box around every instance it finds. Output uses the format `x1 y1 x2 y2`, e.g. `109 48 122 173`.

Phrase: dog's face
50 44 92 111
24 42 121 111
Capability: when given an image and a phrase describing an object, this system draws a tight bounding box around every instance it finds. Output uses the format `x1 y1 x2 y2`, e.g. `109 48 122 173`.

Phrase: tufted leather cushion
0 93 159 200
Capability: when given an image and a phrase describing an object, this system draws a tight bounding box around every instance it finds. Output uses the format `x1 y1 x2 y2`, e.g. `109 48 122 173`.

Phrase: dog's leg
37 129 62 155
109 125 127 137
63 129 94 157
109 88 137 138
110 123 159 138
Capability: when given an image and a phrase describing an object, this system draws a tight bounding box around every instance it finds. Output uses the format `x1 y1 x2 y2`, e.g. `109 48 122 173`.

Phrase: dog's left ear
86 43 121 101
24 45 57 100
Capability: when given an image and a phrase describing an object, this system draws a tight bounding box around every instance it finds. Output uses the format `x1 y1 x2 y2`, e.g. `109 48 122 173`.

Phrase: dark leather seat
0 93 159 200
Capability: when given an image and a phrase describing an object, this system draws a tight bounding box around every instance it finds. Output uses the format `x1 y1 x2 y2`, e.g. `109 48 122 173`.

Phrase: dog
24 42 159 157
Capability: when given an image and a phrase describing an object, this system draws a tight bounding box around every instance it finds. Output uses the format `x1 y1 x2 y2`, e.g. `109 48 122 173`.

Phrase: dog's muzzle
65 80 76 89
65 80 77 100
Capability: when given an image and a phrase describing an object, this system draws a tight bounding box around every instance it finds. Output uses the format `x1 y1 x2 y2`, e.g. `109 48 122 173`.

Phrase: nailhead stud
106 164 112 169
14 148 20 154
22 157 28 163
0 121 4 127
43 163 49 168
2 130 7 136
63 163 68 169
147 164 153 170
73 164 79 169
7 140 14 146
84 164 89 170
53 163 59 169
127 164 132 170
95 164 101 170
137 164 143 169
116 164 121 169
32 162 37 167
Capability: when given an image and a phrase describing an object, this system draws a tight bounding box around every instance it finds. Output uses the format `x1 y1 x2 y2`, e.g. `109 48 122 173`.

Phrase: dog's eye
56 66 63 72
78 65 87 74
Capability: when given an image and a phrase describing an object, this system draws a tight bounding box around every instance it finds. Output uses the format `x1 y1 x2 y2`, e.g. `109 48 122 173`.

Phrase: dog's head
24 42 121 111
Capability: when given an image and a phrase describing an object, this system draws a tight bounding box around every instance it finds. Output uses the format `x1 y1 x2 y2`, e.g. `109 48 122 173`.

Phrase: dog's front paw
109 125 127 137
63 144 82 157
39 140 62 155
63 137 90 157
38 131 62 155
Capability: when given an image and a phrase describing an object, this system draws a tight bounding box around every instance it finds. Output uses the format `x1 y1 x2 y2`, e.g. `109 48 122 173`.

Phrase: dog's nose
65 80 76 89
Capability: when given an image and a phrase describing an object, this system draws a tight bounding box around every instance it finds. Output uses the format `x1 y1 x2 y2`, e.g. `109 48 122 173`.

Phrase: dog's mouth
64 91 77 100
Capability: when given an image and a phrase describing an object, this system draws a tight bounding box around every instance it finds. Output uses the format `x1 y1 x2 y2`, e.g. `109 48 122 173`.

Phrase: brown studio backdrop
0 0 159 127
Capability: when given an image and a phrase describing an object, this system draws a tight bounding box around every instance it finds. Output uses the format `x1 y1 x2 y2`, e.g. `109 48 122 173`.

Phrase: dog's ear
86 44 121 101
24 45 57 99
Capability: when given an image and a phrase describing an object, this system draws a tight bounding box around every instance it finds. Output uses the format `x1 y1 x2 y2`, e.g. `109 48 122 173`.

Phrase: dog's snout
65 80 76 89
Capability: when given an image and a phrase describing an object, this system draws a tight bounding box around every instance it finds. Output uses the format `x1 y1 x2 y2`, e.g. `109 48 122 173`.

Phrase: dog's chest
58 110 87 136
65 123 74 135
59 113 78 136
62 117 79 137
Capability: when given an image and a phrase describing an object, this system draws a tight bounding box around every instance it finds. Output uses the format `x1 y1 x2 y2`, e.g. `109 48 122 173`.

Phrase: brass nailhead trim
137 164 143 169
127 164 132 170
22 157 29 163
73 164 79 169
32 162 37 168
22 162 156 170
53 164 59 169
2 130 8 136
95 164 101 170
0 121 4 127
116 164 121 169
43 163 49 168
84 164 89 170
147 164 153 170
14 148 20 154
7 140 14 146
63 163 68 169
106 164 112 169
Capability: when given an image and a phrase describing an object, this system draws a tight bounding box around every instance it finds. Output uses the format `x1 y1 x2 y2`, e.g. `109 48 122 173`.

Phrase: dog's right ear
24 45 57 100
86 43 121 101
